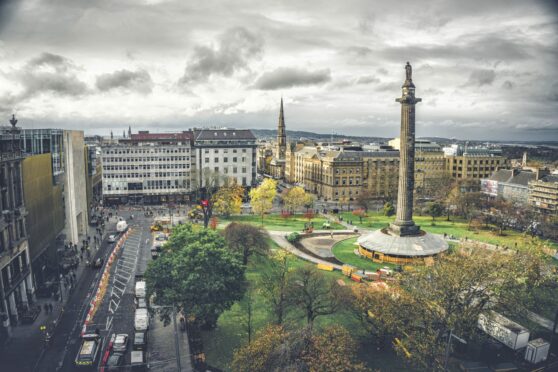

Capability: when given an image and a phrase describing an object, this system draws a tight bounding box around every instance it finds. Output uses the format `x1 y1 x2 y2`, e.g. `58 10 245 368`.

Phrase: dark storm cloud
179 27 264 85
16 53 88 97
253 68 331 90
463 69 496 87
96 69 153 94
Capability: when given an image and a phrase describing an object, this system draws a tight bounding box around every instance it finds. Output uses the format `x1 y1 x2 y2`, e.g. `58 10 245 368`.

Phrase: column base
389 221 421 237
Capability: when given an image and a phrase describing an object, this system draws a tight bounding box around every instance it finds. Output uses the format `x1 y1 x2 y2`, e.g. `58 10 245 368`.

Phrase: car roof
115 334 127 341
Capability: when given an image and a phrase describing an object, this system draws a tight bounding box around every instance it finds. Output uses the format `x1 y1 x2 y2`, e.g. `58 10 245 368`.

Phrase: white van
116 220 128 233
134 308 149 331
135 281 146 298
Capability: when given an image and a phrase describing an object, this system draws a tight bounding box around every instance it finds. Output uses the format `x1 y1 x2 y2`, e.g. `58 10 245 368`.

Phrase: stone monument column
390 62 422 236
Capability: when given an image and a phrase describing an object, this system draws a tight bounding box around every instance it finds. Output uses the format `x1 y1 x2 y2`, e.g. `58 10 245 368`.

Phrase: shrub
287 232 300 243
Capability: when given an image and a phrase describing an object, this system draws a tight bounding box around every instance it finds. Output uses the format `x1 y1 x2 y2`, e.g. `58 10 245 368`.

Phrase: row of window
204 148 247 154
103 164 190 171
103 156 191 162
204 157 246 163
104 172 189 178
103 148 191 155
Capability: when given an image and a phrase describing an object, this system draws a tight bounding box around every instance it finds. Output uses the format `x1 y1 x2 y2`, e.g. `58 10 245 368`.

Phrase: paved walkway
268 230 357 271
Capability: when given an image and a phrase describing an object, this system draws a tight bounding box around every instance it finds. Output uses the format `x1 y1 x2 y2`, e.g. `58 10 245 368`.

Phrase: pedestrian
72 272 76 281
44 303 49 313
48 303 53 313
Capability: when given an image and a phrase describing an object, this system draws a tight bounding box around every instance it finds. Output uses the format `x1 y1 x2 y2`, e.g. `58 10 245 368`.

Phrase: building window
205 157 209 163
214 158 219 162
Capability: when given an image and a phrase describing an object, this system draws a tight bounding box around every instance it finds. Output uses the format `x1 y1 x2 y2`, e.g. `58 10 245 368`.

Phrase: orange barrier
81 229 132 335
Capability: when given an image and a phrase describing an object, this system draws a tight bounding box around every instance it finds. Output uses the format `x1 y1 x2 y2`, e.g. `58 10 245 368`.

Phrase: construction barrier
317 263 334 271
81 229 132 335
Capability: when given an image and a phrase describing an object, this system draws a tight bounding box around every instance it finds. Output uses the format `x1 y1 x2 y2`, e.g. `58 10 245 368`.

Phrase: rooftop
194 129 256 141
358 229 448 257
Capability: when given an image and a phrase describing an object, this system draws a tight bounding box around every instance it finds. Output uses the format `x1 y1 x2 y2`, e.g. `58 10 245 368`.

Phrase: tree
287 266 344 327
195 170 226 228
250 178 277 225
281 186 308 213
426 202 444 222
212 181 244 217
352 208 367 223
303 325 367 372
231 324 366 372
237 285 255 344
355 189 377 212
259 251 291 324
224 222 270 265
145 224 246 329
350 245 557 370
383 202 395 217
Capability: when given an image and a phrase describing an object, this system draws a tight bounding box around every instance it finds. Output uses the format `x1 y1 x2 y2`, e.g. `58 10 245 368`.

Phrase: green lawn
332 237 395 272
201 251 359 371
337 211 557 250
220 214 345 231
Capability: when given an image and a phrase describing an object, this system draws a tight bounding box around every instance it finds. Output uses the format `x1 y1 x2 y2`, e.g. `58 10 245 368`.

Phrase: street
33 207 192 372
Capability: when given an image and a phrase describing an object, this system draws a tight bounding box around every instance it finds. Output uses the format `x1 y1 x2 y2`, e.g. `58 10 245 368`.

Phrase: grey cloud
377 68 388 75
17 53 88 97
96 69 153 94
502 80 514 90
253 67 331 90
356 75 380 85
179 27 263 85
463 69 496 87
345 46 373 57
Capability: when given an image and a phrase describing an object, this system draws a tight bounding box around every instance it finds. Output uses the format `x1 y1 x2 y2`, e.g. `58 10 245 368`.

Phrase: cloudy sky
0 0 557 140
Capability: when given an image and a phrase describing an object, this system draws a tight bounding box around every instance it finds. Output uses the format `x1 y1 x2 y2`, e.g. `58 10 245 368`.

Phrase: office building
101 131 195 204
194 128 257 188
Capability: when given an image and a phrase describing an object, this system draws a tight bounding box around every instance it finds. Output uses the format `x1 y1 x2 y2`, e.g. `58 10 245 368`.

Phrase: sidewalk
0 219 113 372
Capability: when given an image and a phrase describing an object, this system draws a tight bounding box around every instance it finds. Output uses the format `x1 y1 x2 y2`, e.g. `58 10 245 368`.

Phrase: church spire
128 125 132 138
277 97 286 160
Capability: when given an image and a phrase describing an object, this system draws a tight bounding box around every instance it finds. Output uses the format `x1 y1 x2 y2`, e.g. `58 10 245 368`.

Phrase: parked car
154 233 167 242
133 331 148 351
112 333 129 353
134 309 149 331
136 297 147 309
91 257 104 269
108 234 117 243
106 352 124 371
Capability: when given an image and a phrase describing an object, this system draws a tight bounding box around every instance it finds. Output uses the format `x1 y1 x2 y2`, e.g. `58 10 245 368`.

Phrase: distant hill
251 128 391 144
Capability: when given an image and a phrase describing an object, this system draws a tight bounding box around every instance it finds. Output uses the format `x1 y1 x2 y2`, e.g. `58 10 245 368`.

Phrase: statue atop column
405 61 412 81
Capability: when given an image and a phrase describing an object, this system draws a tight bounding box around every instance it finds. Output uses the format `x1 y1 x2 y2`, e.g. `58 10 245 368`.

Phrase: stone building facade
444 145 509 180
0 118 34 345
529 174 558 215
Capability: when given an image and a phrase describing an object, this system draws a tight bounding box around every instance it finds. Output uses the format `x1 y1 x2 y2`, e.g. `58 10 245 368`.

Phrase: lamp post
545 308 558 369
443 329 466 371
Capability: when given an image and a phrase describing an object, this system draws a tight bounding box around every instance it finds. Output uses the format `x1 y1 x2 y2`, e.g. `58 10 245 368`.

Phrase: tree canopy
350 245 558 369
231 324 366 372
224 222 270 265
145 224 246 329
213 181 244 217
249 178 277 223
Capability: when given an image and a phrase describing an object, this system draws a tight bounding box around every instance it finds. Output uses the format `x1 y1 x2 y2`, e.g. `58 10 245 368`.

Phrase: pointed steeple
128 125 132 138
277 97 286 160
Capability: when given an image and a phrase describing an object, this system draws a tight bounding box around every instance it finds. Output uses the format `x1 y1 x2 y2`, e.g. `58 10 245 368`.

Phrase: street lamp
443 329 467 371
545 308 558 369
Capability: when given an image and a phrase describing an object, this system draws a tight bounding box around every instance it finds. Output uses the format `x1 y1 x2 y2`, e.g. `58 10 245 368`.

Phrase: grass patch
332 237 395 272
221 214 345 231
201 251 357 371
336 211 557 250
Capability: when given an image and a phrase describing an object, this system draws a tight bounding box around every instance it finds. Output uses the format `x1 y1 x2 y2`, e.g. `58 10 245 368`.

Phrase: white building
194 129 257 188
101 131 196 204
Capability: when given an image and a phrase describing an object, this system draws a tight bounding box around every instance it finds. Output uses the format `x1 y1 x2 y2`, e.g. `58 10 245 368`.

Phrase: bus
75 333 102 366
